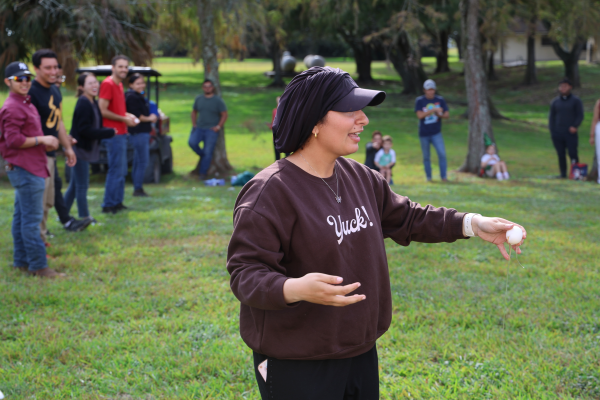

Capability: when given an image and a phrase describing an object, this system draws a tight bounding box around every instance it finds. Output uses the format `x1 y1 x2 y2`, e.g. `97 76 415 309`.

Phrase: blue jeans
419 132 447 180
129 133 150 190
64 159 90 218
7 166 48 272
188 127 218 175
102 134 128 208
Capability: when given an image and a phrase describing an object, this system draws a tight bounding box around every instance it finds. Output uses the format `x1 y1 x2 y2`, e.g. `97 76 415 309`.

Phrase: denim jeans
419 132 447 180
7 166 48 272
129 133 150 190
64 159 90 218
102 134 128 208
188 127 219 175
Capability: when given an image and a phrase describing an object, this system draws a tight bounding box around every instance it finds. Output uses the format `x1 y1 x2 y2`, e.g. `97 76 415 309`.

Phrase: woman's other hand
473 216 527 260
283 273 366 306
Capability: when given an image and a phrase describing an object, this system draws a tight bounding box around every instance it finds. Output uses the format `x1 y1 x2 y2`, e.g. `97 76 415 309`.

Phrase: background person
549 78 584 178
126 73 157 197
189 79 228 179
65 73 115 222
98 55 138 214
227 67 526 400
0 61 64 278
29 49 91 239
481 144 509 180
364 130 382 171
590 98 600 184
374 135 396 183
414 79 449 182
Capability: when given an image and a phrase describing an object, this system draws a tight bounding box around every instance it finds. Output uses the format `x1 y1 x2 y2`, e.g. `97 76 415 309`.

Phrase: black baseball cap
5 61 33 78
330 87 386 112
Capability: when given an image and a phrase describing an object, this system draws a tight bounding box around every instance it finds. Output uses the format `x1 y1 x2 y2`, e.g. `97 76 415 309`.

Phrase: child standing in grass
374 135 396 183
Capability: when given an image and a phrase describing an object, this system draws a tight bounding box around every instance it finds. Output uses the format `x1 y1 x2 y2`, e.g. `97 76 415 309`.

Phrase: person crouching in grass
226 66 527 400
481 143 510 180
374 135 396 183
0 61 65 278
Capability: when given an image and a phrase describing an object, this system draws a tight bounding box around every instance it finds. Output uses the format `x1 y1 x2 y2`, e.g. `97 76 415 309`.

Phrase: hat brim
330 88 386 112
8 70 34 77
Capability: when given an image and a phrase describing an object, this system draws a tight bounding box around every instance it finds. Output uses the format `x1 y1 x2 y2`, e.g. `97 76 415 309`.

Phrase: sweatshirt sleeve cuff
453 212 469 240
268 274 299 310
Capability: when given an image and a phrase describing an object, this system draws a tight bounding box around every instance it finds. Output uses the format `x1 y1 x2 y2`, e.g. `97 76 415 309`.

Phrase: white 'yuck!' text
327 206 374 245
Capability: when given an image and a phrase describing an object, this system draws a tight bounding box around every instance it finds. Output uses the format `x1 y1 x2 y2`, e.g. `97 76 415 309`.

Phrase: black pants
552 134 579 178
53 160 72 224
253 345 379 400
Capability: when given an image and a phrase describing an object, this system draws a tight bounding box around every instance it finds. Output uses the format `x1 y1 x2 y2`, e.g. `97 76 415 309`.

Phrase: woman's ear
312 125 319 138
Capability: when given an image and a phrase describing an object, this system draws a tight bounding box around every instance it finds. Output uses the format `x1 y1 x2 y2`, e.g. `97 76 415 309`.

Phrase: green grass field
1 58 599 399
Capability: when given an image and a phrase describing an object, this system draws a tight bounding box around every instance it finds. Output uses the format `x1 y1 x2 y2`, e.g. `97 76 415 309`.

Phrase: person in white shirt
374 135 396 183
481 144 509 180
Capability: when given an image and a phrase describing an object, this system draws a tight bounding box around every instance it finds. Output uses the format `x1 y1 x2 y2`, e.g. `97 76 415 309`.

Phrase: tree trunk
523 18 538 85
197 0 233 177
269 39 285 87
435 29 451 73
454 33 463 60
487 50 498 81
460 0 495 174
388 32 428 95
552 39 586 88
351 41 374 83
0 154 5 177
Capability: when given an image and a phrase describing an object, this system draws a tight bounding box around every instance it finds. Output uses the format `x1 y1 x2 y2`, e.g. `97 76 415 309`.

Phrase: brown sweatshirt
226 157 467 360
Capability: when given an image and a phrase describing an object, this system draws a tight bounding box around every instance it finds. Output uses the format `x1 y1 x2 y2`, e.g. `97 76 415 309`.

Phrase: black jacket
549 94 584 137
125 90 152 134
70 97 115 151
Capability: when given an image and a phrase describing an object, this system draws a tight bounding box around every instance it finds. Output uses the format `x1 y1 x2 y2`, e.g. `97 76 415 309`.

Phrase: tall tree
419 0 461 74
307 0 389 83
479 0 512 81
512 0 546 85
0 0 156 85
196 0 234 177
365 8 429 94
542 0 600 87
460 0 495 173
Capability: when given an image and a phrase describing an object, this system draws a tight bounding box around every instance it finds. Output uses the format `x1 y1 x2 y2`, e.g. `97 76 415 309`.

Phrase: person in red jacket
0 62 64 278
227 67 527 400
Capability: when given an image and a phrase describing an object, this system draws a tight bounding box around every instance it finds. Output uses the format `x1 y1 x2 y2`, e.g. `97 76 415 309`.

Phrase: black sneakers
133 189 149 197
64 217 92 232
102 204 128 214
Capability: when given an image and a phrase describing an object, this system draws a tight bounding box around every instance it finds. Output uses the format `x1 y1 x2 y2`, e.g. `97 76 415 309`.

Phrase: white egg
506 226 523 245
134 118 140 124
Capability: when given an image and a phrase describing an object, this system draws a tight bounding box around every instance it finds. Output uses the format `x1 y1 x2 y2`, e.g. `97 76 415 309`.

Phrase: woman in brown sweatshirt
226 67 526 400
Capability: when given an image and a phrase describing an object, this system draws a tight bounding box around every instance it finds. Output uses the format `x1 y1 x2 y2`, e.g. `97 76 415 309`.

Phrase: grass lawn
1 58 599 399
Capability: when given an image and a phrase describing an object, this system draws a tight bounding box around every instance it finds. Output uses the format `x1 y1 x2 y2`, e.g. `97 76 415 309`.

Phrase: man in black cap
0 61 65 278
549 78 584 178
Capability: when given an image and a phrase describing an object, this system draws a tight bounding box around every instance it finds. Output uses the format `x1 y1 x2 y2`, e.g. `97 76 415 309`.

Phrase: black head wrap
272 67 360 154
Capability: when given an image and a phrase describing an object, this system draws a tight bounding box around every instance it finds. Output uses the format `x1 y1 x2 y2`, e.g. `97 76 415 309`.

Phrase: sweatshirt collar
561 93 572 100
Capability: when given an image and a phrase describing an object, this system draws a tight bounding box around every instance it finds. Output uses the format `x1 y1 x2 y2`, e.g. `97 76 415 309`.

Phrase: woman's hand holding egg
472 216 526 260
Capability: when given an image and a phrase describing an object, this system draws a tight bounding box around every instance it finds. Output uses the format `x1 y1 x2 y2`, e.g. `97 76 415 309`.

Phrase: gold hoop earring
314 132 318 138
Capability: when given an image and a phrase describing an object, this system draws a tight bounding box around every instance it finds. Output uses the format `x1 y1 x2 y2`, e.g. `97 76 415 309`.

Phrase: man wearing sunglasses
0 61 65 277
28 49 91 243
